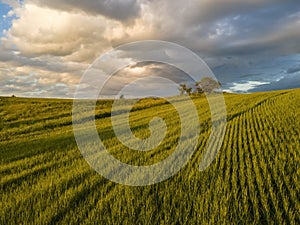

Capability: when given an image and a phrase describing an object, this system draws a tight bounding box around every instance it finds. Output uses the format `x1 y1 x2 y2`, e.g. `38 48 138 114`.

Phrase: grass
0 89 299 224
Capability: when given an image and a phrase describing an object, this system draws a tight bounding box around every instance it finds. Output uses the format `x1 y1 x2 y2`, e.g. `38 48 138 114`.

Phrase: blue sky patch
0 2 13 37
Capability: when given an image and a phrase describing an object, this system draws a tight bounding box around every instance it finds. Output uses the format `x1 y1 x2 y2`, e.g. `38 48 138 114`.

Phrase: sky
0 0 300 98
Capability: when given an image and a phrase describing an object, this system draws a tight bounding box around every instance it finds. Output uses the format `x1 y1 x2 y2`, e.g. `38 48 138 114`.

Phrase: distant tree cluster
179 77 221 95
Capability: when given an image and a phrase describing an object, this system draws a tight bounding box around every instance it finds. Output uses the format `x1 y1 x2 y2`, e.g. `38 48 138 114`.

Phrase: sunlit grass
0 89 299 224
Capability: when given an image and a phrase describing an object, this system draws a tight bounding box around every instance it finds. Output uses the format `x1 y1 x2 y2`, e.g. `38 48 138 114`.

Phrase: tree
194 81 204 95
179 83 188 95
178 77 222 96
186 87 193 95
198 77 221 93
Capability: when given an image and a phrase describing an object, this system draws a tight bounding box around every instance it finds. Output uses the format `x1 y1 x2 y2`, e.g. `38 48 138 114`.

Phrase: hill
0 89 299 224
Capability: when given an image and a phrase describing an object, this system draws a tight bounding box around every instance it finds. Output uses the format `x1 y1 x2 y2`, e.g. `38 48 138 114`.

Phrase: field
0 89 299 224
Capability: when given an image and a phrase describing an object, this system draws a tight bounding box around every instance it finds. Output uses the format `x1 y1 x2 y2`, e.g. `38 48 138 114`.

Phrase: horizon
2 87 299 101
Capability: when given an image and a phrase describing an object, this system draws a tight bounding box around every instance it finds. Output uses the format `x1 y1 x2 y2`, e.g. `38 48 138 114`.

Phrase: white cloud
227 81 270 93
3 4 113 61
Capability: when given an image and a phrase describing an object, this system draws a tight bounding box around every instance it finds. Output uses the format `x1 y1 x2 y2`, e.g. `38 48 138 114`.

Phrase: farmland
0 89 299 224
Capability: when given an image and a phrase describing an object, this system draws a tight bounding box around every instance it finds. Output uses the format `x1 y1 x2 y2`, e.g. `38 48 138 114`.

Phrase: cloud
100 62 191 96
136 0 300 57
250 73 300 92
0 0 300 97
224 81 270 93
27 0 143 22
2 4 117 62
0 63 79 97
287 65 300 74
4 0 300 61
1 0 21 8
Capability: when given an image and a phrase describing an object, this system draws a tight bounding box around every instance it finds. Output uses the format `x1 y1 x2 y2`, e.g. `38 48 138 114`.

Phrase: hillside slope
0 89 299 224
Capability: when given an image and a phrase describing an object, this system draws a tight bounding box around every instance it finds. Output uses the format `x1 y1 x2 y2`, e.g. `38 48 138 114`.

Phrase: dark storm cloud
287 65 300 74
251 73 300 92
137 1 299 60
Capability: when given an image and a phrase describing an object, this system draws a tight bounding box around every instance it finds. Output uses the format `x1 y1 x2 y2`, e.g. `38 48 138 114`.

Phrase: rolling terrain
0 89 299 224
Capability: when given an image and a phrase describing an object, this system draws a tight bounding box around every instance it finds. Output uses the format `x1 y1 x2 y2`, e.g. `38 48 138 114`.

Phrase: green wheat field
0 89 299 224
